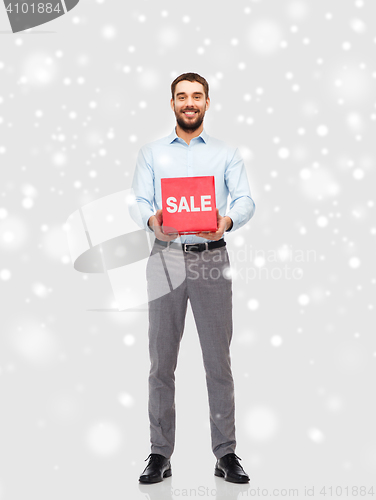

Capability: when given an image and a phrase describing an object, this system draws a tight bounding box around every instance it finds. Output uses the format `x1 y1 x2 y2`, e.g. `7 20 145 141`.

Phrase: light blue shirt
129 126 256 244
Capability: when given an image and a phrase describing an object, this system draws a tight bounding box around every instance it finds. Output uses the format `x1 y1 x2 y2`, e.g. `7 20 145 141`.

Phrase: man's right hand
148 209 179 241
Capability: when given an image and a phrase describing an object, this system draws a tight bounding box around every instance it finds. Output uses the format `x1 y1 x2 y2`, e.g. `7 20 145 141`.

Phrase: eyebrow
176 91 204 96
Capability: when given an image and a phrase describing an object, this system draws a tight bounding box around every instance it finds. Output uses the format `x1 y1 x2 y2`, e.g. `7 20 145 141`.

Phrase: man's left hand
195 208 232 241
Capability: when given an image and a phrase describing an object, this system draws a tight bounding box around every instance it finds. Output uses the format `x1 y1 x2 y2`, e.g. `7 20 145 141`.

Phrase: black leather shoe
139 453 172 484
214 453 250 483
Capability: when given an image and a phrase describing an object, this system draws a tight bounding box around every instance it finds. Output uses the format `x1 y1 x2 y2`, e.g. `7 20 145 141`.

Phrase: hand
148 209 179 241
195 208 232 241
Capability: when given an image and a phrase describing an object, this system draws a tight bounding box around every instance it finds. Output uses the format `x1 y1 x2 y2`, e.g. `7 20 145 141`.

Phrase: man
130 72 256 484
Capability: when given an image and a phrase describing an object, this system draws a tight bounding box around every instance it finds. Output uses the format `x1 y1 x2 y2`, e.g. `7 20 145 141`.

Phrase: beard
175 110 205 132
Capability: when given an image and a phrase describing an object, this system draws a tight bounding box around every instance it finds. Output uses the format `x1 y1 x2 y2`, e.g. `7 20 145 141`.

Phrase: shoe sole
214 467 249 483
139 468 172 484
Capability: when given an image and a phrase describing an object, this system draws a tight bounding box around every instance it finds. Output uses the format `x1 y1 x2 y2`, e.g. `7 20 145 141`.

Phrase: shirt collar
168 126 208 145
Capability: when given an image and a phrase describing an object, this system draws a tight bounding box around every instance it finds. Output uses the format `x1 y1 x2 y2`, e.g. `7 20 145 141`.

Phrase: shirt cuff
145 214 154 233
225 216 234 232
225 213 237 232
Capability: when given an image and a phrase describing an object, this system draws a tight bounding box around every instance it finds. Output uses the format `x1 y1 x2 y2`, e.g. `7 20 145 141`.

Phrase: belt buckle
184 243 198 252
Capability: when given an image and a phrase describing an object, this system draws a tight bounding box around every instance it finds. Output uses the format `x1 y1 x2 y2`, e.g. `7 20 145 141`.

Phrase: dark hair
171 72 209 100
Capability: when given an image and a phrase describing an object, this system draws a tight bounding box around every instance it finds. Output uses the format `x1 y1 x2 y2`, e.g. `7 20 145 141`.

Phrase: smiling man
172 80 207 141
130 72 256 484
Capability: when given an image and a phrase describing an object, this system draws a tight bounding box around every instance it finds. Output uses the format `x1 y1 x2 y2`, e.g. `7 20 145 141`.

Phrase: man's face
170 80 210 132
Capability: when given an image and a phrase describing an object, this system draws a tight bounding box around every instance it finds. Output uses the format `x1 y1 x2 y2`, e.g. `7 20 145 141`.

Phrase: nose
185 96 195 107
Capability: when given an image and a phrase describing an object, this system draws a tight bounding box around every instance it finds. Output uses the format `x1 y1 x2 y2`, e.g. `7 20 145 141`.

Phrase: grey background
1 0 375 499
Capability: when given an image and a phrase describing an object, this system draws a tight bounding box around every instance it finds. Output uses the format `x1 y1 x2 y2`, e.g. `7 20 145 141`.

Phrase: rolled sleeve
224 147 256 233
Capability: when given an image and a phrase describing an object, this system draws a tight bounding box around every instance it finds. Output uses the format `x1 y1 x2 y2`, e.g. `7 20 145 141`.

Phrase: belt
155 238 226 253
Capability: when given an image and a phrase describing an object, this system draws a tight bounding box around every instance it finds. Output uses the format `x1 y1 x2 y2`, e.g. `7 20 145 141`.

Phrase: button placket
187 147 192 175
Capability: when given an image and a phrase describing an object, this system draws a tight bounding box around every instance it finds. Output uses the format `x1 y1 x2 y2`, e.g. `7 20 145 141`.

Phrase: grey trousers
146 239 236 460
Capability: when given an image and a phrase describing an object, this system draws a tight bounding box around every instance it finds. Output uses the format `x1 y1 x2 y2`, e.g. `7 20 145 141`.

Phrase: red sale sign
161 176 217 234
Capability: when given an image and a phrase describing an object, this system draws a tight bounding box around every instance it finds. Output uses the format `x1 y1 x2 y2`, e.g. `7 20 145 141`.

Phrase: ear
170 98 175 111
205 97 210 111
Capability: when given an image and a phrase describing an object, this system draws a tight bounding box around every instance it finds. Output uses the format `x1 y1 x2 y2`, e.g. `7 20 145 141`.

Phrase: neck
175 123 204 145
